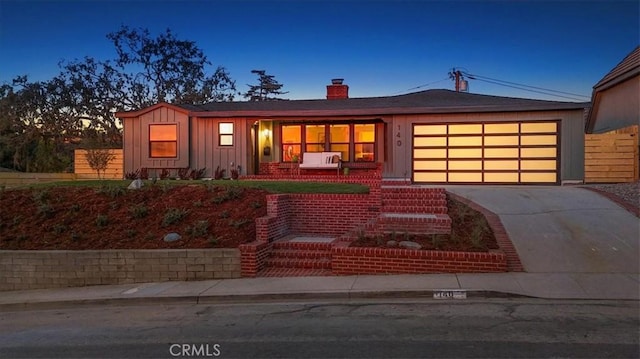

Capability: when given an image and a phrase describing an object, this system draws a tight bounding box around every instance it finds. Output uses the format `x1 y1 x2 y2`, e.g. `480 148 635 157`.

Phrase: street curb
0 290 535 311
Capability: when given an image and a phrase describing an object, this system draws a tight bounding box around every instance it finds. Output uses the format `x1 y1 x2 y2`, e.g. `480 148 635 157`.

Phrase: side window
149 124 177 158
219 122 234 146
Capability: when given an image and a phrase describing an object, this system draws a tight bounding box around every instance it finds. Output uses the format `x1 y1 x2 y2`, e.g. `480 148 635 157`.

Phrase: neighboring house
584 46 640 183
586 46 639 134
116 80 588 185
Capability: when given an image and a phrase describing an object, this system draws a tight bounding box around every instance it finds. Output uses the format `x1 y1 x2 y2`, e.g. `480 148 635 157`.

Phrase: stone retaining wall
0 249 240 291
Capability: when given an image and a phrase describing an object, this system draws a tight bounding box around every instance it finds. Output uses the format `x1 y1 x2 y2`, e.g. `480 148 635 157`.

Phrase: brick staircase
375 186 452 235
258 240 333 277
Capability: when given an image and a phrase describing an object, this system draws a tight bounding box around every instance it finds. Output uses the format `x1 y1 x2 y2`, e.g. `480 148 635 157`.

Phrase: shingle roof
593 46 640 90
169 89 587 118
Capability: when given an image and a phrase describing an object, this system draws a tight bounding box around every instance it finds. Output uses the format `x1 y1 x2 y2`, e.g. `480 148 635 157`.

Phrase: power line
467 77 588 102
390 77 450 95
461 71 591 100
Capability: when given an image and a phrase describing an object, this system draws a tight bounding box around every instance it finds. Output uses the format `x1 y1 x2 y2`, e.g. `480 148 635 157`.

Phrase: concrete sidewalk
1 271 638 310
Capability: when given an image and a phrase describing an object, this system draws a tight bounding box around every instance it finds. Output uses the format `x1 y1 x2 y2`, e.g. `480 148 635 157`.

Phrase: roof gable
593 46 640 91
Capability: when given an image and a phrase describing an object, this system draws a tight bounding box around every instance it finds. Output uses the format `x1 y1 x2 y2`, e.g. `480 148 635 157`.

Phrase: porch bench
299 152 342 175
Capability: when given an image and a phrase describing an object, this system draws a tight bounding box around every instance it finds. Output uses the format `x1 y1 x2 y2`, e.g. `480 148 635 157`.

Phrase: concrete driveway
445 186 639 274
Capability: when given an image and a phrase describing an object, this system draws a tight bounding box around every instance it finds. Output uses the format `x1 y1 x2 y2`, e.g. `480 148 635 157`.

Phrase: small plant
70 231 82 241
124 169 140 180
230 218 251 229
177 167 191 180
125 229 137 238
144 232 156 241
53 224 68 235
129 204 149 219
193 200 203 207
139 168 149 180
390 231 398 242
95 184 125 198
32 189 50 204
69 204 81 213
186 220 209 237
159 168 171 180
214 165 226 180
470 218 489 250
208 235 220 246
189 167 206 180
250 201 263 209
162 208 189 227
37 203 55 218
218 210 230 219
96 214 109 228
230 166 240 180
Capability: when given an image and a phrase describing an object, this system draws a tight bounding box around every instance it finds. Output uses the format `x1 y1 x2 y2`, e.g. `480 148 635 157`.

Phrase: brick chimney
326 78 349 100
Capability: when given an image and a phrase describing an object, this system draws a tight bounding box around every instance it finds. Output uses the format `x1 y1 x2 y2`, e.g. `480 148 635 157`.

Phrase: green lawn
17 179 370 194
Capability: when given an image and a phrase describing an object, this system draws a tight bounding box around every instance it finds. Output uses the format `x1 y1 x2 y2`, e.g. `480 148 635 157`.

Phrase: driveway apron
445 186 639 274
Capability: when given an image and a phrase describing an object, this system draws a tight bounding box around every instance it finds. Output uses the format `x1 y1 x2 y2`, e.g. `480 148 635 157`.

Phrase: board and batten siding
388 109 585 183
190 117 250 178
123 107 190 175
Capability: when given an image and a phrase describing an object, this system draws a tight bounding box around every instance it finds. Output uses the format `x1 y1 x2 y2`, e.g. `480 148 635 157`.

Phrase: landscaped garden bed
349 196 499 252
0 180 368 250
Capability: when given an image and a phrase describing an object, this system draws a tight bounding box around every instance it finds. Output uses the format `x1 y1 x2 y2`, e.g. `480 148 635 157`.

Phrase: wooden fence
74 149 123 179
585 126 639 183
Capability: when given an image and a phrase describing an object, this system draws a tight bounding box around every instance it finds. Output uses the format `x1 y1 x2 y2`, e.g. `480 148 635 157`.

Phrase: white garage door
413 121 559 184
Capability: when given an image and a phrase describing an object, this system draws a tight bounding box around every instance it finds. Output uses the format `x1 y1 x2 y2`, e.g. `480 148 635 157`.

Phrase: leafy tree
56 26 237 145
0 26 236 171
243 70 288 101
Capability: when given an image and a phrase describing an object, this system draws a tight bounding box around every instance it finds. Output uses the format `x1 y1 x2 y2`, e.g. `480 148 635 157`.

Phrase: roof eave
115 102 191 118
192 104 589 118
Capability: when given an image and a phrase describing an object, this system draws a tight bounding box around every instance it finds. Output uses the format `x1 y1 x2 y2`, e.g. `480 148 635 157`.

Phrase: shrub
218 210 230 219
159 168 171 180
129 204 149 219
250 201 262 209
162 208 189 227
139 168 149 180
186 220 209 237
230 218 251 229
95 184 125 198
230 167 240 180
69 204 81 213
96 214 109 228
177 167 191 180
32 189 50 204
70 231 82 241
37 203 55 218
53 224 68 235
189 167 206 180
193 200 203 207
124 169 140 180
214 166 225 180
125 229 137 238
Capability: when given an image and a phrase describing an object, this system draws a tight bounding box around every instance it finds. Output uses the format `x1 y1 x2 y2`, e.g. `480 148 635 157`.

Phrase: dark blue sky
1 0 638 101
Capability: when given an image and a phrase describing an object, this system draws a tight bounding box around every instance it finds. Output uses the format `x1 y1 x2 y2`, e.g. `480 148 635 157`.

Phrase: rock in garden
127 179 144 190
386 240 398 247
163 233 181 242
399 241 422 250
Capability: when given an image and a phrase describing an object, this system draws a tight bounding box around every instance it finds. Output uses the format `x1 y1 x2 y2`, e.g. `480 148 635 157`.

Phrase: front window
280 123 376 162
219 122 234 146
330 124 350 161
354 124 375 162
282 125 301 162
149 124 177 158
305 125 325 152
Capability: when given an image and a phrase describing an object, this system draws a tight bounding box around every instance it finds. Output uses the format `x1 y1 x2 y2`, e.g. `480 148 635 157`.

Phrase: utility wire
390 77 450 95
467 77 588 102
462 71 591 100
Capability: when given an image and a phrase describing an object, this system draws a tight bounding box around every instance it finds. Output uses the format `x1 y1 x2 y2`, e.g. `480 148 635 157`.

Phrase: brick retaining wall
332 243 507 275
0 249 240 291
